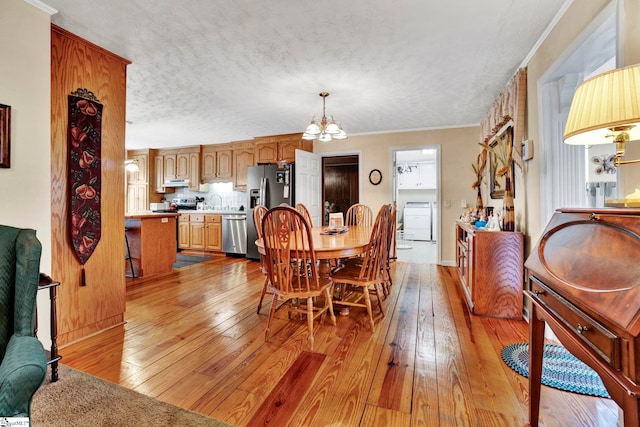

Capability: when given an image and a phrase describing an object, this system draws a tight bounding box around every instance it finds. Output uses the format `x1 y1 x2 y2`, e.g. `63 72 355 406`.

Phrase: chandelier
302 92 347 142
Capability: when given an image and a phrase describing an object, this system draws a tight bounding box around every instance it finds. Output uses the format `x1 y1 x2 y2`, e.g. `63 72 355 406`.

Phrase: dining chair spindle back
345 204 373 227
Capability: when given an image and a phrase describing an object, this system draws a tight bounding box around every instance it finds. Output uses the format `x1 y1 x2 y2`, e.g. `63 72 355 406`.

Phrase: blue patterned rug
501 343 610 398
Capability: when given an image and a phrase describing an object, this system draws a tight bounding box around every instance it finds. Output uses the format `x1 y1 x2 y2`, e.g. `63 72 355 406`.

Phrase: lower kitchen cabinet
178 215 191 249
179 213 222 252
205 215 222 251
189 214 205 249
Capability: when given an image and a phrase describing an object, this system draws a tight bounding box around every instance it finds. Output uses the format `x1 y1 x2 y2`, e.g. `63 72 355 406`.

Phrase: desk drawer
529 277 620 369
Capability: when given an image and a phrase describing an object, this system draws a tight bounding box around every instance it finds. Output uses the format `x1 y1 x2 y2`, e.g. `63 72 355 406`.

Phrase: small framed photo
276 171 286 184
0 104 10 168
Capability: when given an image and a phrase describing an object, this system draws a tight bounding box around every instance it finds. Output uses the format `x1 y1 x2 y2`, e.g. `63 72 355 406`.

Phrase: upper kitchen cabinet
126 149 162 212
232 141 255 189
202 144 233 182
254 133 312 164
126 149 148 183
397 160 436 189
156 146 201 191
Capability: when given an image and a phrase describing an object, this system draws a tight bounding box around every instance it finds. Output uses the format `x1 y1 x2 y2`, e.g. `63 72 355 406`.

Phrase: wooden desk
256 225 372 275
525 208 640 427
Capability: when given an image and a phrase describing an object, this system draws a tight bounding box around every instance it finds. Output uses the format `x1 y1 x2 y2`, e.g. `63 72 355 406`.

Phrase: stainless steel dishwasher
222 214 247 255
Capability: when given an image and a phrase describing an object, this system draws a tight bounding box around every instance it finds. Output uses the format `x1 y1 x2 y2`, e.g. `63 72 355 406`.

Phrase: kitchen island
125 212 181 279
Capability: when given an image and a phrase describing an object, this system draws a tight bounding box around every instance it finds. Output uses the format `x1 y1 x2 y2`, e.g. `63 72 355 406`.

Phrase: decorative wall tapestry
68 88 102 286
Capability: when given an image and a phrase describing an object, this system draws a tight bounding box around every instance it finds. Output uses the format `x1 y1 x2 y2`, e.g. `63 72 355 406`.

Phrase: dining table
255 225 372 276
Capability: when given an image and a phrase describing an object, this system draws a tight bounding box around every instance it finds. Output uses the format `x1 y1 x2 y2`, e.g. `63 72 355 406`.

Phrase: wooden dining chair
345 204 373 227
261 206 336 350
254 205 271 314
382 202 397 296
331 204 389 330
295 203 313 227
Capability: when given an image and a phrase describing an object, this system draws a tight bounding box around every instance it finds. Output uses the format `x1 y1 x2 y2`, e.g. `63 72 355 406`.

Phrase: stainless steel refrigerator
246 164 295 260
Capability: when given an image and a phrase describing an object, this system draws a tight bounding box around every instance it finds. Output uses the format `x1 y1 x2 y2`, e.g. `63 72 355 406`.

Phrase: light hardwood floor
60 257 619 426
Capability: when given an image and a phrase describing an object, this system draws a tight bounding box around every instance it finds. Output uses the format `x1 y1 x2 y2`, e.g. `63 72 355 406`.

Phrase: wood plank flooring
59 257 620 426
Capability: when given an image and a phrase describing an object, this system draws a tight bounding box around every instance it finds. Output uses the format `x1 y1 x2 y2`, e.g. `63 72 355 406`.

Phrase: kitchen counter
178 210 246 215
125 211 181 219
125 213 178 279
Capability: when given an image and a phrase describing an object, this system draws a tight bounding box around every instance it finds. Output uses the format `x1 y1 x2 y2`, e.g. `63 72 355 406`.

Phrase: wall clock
369 169 382 185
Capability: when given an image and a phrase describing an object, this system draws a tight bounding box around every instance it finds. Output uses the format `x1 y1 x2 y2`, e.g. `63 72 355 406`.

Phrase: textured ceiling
42 0 568 149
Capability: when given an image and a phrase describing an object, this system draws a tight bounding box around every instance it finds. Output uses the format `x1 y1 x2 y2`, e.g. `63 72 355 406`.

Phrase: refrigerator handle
259 177 267 207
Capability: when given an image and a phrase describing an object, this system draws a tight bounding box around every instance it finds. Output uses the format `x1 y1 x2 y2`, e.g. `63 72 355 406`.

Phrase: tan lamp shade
564 64 640 145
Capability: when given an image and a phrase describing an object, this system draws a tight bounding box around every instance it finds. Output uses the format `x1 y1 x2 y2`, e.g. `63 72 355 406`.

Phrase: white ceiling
41 0 569 150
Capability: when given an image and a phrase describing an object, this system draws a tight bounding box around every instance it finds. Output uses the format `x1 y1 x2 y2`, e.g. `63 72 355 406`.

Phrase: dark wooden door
322 155 359 226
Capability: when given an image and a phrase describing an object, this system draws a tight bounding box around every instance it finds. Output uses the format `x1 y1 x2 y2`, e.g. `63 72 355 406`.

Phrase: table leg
528 303 545 427
49 284 60 382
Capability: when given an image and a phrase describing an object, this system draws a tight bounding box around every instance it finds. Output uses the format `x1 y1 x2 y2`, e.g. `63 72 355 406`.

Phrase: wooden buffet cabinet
455 221 524 319
525 208 640 427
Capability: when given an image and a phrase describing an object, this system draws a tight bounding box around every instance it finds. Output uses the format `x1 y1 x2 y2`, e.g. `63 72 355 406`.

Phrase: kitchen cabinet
178 214 190 249
158 146 201 191
397 161 436 189
254 133 311 164
189 214 205 249
154 154 165 193
179 213 222 252
204 215 222 251
233 143 255 189
163 153 177 181
126 149 162 212
455 221 523 319
202 144 233 182
127 151 148 183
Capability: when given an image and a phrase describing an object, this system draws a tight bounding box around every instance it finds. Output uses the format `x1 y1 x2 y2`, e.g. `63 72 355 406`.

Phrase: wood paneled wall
51 25 130 345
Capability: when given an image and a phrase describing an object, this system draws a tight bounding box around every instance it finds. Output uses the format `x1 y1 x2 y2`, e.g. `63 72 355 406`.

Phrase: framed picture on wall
0 104 10 168
489 123 515 199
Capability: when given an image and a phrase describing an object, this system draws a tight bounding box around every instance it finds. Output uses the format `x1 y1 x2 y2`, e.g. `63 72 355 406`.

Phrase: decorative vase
502 175 515 231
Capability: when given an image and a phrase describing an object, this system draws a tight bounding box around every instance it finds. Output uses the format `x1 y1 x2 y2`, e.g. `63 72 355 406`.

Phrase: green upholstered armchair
0 225 47 419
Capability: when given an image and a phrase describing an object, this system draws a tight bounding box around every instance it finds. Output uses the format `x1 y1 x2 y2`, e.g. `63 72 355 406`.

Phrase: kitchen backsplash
163 182 247 209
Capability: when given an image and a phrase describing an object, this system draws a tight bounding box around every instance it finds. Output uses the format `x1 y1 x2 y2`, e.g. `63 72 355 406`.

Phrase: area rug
501 343 610 398
173 253 214 269
31 364 235 426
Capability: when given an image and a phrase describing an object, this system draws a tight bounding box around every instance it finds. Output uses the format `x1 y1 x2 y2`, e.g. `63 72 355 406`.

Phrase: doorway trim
390 144 442 265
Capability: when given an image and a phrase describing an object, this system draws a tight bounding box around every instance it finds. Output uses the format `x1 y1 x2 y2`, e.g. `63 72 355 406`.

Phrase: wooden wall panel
51 25 131 345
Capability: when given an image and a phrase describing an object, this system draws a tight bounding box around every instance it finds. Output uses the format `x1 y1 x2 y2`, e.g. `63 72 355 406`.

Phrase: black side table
37 274 62 382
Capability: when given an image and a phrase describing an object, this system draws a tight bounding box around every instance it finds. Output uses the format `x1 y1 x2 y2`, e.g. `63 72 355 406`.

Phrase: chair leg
363 287 375 331
264 293 278 342
374 282 385 315
325 288 336 326
307 297 315 351
257 275 269 314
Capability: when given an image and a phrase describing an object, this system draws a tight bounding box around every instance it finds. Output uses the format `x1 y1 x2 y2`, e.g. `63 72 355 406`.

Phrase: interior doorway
322 155 359 226
392 147 440 264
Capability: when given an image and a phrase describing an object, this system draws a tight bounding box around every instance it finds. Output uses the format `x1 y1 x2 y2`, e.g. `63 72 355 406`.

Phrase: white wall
0 0 53 345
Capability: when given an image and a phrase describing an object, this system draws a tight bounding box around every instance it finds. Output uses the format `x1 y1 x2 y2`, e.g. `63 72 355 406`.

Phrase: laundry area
394 149 438 264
